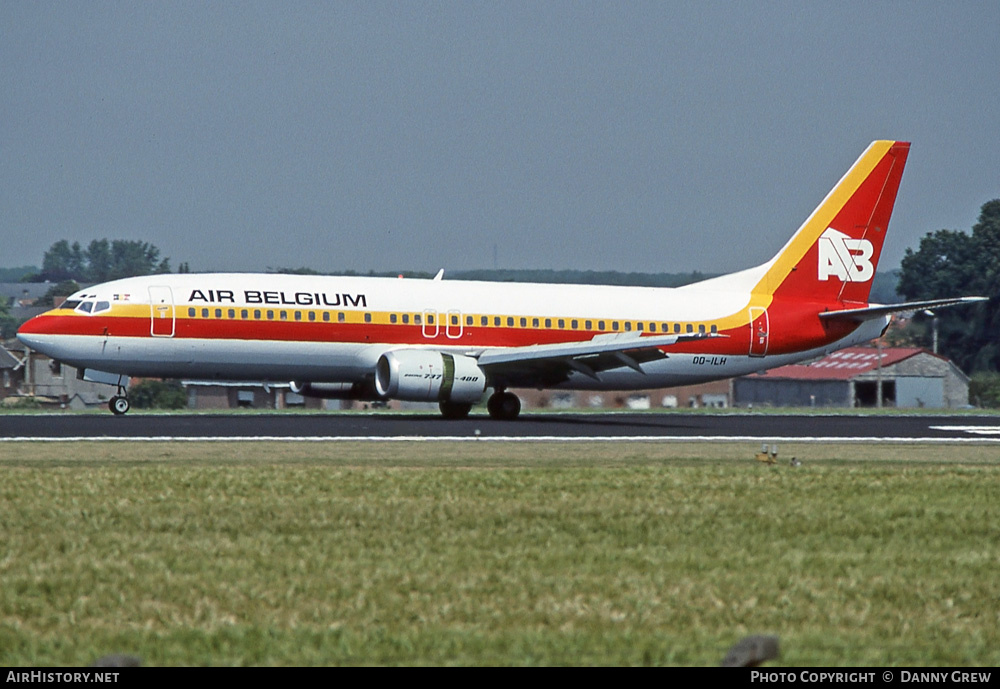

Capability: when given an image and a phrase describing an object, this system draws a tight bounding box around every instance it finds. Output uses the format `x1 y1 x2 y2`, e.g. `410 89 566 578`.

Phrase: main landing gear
108 377 130 415
487 389 521 421
439 401 473 420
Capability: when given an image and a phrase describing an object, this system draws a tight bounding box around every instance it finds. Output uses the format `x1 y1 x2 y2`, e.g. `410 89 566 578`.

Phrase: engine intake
375 350 486 404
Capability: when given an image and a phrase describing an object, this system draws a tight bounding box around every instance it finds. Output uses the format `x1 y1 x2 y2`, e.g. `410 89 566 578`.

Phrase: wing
818 296 987 323
472 332 716 387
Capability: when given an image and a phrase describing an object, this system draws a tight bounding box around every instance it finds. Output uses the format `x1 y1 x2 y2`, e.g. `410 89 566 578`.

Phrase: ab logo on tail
817 228 874 282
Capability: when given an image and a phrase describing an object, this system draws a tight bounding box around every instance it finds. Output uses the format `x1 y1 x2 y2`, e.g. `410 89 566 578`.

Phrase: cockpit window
62 300 81 310
74 300 111 315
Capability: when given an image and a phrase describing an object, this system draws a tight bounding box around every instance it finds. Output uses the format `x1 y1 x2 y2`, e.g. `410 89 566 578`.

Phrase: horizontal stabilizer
818 296 987 322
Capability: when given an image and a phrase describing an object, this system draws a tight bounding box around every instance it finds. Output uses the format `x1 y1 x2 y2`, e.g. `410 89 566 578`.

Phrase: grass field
1 441 998 666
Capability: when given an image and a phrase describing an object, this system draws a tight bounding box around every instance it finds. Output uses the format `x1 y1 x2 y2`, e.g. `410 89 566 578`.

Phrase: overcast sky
3 1 998 276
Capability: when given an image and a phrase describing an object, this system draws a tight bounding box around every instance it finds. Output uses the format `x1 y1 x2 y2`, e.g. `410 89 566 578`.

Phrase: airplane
16 140 985 419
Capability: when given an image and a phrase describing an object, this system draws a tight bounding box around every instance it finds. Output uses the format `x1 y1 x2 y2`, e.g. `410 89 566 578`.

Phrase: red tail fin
759 141 910 306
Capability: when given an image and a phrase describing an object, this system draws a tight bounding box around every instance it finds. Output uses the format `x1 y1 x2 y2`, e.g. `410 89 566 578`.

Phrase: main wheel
109 396 130 416
439 401 472 419
487 391 520 420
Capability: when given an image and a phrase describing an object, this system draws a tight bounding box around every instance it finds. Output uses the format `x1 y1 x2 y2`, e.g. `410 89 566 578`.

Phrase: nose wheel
109 395 130 415
109 376 130 415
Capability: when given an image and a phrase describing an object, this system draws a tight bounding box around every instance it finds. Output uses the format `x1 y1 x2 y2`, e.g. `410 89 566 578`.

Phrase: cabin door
149 286 175 337
749 307 769 357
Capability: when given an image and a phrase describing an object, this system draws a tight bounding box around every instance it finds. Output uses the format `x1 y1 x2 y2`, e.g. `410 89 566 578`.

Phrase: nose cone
16 312 61 356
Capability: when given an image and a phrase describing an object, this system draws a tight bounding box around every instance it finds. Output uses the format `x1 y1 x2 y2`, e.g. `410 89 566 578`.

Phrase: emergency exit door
149 286 175 337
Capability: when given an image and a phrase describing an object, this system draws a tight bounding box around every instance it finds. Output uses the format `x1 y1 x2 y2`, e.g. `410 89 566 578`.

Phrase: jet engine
374 350 486 403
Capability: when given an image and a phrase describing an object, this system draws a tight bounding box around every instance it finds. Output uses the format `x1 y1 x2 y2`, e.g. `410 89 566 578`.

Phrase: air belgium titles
188 289 368 308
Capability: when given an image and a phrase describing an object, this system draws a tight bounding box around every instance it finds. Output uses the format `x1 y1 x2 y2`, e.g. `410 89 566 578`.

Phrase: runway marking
929 425 1000 436
3 435 1000 443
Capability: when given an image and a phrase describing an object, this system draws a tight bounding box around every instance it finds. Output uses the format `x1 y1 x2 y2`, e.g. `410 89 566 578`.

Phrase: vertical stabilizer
758 141 910 306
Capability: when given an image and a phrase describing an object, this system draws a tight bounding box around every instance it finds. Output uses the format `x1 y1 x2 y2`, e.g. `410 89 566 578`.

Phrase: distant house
0 282 56 323
733 347 970 409
1 340 113 409
182 381 330 410
512 379 733 410
1 345 21 398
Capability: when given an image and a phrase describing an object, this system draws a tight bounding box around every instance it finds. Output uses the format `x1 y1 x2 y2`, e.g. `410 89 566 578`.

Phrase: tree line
31 239 171 283
896 199 1000 374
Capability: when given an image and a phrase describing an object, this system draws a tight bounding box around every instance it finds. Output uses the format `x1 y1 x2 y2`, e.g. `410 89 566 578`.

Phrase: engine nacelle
374 350 486 404
289 381 378 400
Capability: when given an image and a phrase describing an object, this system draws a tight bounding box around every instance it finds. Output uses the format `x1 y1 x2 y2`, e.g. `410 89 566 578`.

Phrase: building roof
747 347 930 381
0 282 53 303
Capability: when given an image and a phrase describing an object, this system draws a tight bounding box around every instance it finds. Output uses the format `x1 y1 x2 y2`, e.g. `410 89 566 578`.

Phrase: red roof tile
749 347 927 381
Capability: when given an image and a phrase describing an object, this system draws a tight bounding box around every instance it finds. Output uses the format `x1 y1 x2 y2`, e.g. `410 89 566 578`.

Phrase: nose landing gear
108 377 130 415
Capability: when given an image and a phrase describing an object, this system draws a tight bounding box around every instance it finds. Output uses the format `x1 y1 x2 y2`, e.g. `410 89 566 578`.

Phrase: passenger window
280 311 287 320
414 314 421 325
494 316 501 326
571 320 578 329
228 309 236 319
202 308 209 318
323 312 330 322
390 313 398 324
267 310 274 320
711 324 717 333
402 314 409 324
649 323 656 333
507 317 514 327
468 315 475 326
544 318 551 328
598 320 605 330
339 312 346 323
254 309 261 319
585 320 592 330
520 317 527 327
364 313 372 323
625 322 632 331
241 309 249 319
295 311 302 321
188 307 196 317
686 324 693 333
532 318 539 328
699 324 706 334
215 309 222 318
612 321 620 331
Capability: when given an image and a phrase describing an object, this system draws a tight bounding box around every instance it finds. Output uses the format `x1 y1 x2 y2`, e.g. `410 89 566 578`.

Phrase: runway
2 412 1000 442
